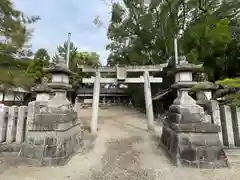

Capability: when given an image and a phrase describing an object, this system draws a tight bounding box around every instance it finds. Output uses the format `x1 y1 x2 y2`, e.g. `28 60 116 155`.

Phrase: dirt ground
0 106 240 180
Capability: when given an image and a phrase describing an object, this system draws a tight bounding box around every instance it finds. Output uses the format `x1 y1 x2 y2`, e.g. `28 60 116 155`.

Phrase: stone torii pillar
91 70 101 135
144 71 154 131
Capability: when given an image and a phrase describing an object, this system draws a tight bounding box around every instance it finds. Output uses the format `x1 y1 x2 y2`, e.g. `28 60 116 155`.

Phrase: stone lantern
31 76 51 102
21 57 82 166
196 73 218 100
194 81 218 105
171 56 202 94
46 58 72 98
161 56 227 168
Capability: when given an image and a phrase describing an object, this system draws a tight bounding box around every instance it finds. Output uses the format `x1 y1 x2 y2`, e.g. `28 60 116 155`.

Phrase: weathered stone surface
0 143 23 152
26 101 41 132
168 110 203 124
144 71 154 131
168 90 206 125
35 112 77 124
40 92 73 114
161 125 227 168
172 90 197 106
231 105 240 146
196 91 208 104
209 100 223 145
16 106 27 144
6 106 18 143
220 105 234 147
21 125 82 166
170 123 221 133
36 93 50 102
0 106 9 142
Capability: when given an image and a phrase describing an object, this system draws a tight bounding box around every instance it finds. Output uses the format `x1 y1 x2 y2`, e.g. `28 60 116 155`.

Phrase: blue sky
13 0 112 65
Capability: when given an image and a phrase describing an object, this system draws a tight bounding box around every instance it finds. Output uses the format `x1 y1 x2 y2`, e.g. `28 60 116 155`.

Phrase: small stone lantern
197 73 218 99
194 81 218 102
31 77 51 102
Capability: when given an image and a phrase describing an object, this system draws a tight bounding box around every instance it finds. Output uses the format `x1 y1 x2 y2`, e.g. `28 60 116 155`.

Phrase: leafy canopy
0 0 40 90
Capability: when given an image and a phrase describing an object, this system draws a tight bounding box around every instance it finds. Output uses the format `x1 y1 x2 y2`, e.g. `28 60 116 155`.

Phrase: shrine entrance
80 64 167 134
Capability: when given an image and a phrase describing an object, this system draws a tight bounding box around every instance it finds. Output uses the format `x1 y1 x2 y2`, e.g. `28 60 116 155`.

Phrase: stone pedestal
21 58 82 166
161 90 227 168
21 103 82 165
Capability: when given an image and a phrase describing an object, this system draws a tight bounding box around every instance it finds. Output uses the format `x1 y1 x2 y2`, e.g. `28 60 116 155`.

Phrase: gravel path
0 106 240 180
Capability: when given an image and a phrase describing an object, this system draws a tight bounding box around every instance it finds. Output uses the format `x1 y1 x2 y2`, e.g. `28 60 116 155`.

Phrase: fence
0 105 28 144
209 100 240 148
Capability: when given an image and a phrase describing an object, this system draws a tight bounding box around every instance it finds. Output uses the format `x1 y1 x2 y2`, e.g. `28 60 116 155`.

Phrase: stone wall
209 100 240 147
0 105 28 146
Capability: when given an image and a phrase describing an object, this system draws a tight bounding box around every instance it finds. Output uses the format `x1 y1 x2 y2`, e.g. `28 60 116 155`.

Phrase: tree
71 51 101 89
26 48 50 85
52 41 77 70
0 0 40 60
0 67 34 90
181 1 240 81
75 51 101 67
215 78 240 106
105 0 240 76
34 48 50 66
101 0 240 109
0 0 40 90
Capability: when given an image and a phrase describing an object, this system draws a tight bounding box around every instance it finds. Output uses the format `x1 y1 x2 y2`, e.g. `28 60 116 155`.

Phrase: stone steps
224 148 240 167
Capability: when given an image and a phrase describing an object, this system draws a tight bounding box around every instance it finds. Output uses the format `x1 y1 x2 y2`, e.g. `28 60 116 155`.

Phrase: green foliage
105 0 240 75
34 48 50 66
191 81 218 92
225 92 240 106
0 67 34 90
25 48 50 85
216 78 240 88
215 78 240 106
0 0 40 60
100 0 240 108
26 59 45 85
71 51 101 89
0 0 39 90
52 42 77 70
75 52 101 67
182 12 239 80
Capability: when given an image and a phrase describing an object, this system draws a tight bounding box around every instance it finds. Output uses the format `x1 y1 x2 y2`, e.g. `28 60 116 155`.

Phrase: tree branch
198 0 207 13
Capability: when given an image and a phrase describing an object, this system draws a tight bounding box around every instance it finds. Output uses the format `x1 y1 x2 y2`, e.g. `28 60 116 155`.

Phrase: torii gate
80 64 167 134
